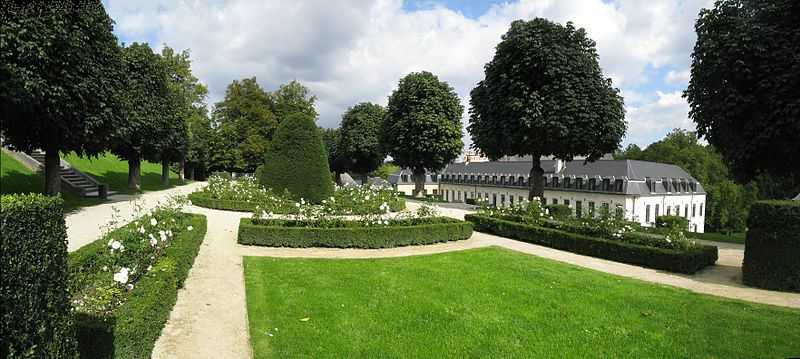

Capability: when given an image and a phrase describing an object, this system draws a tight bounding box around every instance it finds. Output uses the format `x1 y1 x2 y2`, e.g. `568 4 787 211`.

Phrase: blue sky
104 0 713 149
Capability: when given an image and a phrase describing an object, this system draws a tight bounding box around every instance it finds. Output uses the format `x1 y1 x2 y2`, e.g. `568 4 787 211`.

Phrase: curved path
64 189 799 359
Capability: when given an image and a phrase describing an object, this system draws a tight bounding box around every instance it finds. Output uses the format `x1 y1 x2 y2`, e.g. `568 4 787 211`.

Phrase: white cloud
665 69 691 85
105 0 713 148
625 91 693 147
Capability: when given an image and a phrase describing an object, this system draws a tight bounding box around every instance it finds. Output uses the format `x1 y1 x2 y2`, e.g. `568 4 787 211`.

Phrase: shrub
238 217 472 248
655 215 689 229
742 200 800 292
545 204 572 219
70 212 207 358
1 194 77 358
465 214 717 274
257 112 334 203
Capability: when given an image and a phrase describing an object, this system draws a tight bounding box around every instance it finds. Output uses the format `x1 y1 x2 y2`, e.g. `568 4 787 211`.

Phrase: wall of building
394 184 440 196
439 183 706 232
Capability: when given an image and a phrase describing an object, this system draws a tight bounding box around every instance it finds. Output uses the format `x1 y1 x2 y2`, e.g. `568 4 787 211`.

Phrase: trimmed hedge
189 191 406 214
742 200 800 292
70 214 207 358
544 204 572 219
465 214 717 274
656 215 689 229
238 217 472 248
1 194 77 358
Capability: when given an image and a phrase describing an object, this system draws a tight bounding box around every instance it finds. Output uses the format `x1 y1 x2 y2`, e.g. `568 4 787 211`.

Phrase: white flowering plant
69 195 194 314
252 200 441 229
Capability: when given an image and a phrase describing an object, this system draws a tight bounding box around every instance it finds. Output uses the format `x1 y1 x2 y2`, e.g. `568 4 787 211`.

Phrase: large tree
338 102 386 184
271 80 318 121
212 77 276 172
0 1 125 195
468 19 626 200
111 42 172 191
383 71 463 197
686 0 800 183
321 127 345 182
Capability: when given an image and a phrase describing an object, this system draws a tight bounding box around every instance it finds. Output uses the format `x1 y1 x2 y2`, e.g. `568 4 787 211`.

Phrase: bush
742 200 800 292
1 194 77 358
257 112 334 203
655 215 689 229
544 204 572 219
465 214 717 274
70 213 207 358
238 217 472 248
189 192 262 212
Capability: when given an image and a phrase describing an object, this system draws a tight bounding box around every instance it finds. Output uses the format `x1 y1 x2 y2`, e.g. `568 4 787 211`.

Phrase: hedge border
465 214 717 274
189 191 406 214
70 213 207 359
237 217 472 248
742 200 800 292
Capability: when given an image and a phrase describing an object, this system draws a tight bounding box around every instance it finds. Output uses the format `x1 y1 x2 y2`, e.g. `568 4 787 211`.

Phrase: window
509 195 514 206
519 196 524 203
692 204 696 217
615 205 624 218
602 178 610 191
457 191 461 201
667 207 671 215
684 205 688 218
576 201 582 218
614 179 624 192
492 176 497 184
576 177 583 189
492 193 497 207
588 202 595 216
518 176 525 186
431 174 437 182
589 178 597 190
564 199 570 207
500 176 506 185
564 177 571 188
700 203 704 216
401 174 408 182
469 175 475 183
552 198 558 205
655 204 660 217
552 177 559 188
602 203 609 212
432 189 438 195
646 205 651 223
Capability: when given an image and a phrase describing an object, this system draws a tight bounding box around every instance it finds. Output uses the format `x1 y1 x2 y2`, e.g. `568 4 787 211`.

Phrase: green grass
63 152 183 193
244 247 799 358
1 151 100 212
687 231 746 244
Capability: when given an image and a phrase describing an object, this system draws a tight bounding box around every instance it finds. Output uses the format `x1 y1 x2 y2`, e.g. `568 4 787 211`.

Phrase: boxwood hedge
742 200 800 292
1 194 77 358
238 217 472 248
70 214 207 359
189 191 406 214
465 214 717 274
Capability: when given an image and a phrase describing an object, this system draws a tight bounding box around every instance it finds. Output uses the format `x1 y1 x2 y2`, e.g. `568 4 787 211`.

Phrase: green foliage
469 19 625 197
742 201 800 292
382 71 463 195
338 102 386 176
270 80 318 121
1 194 77 358
544 204 572 220
655 215 689 230
372 163 400 180
257 113 334 203
686 0 800 182
238 217 472 248
212 77 276 172
321 127 345 174
70 213 207 358
466 214 717 274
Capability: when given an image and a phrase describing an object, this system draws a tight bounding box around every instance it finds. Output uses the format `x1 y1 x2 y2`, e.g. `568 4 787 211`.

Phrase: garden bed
238 217 472 248
465 214 717 274
69 212 207 359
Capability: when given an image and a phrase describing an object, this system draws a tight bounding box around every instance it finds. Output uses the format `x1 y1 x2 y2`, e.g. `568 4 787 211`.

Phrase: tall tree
685 0 800 182
321 127 345 182
212 77 276 172
338 102 386 184
0 1 125 195
160 46 207 183
111 42 172 192
383 71 463 197
468 19 626 200
271 80 318 121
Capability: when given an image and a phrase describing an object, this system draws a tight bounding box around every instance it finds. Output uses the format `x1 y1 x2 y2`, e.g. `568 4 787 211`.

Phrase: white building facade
439 159 706 232
387 169 440 196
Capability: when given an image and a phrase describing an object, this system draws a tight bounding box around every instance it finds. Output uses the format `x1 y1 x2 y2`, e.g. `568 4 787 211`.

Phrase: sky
104 0 714 150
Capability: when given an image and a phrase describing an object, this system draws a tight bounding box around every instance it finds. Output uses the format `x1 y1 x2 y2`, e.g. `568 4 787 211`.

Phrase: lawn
1 151 101 212
244 247 799 358
63 152 184 193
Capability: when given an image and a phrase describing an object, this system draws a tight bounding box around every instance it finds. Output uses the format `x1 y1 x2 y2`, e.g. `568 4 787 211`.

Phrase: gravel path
65 190 799 359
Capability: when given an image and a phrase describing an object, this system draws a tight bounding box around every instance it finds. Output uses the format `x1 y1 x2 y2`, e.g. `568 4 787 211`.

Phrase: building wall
394 184 440 196
439 183 706 232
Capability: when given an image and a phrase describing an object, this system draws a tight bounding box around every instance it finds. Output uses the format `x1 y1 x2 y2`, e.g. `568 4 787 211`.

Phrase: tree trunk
528 156 545 200
412 168 426 198
44 143 61 196
161 158 170 186
178 157 185 181
362 173 370 187
128 155 141 192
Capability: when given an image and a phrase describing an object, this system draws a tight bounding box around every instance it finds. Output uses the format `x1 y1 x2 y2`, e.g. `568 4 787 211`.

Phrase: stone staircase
27 150 111 198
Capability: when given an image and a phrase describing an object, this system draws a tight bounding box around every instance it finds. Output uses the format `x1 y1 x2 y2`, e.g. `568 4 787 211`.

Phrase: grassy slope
244 247 799 358
63 152 183 193
1 151 100 211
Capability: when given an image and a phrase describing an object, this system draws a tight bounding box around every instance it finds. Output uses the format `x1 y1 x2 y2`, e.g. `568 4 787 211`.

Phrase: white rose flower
150 238 157 247
150 218 158 226
126 284 134 291
110 240 121 250
187 225 193 231
113 267 130 284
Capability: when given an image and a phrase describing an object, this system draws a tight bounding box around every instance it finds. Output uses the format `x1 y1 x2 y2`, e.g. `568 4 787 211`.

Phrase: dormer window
614 179 624 192
602 178 610 191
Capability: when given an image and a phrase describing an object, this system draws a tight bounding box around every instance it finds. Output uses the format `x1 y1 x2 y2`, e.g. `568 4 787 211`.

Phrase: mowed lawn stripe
243 247 799 358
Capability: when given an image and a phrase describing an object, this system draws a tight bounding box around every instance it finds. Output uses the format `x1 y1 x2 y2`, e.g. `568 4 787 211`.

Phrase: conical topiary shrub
257 112 334 203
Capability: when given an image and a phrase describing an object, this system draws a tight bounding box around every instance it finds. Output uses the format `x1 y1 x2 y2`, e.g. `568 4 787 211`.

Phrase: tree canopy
382 71 463 196
468 18 626 199
337 102 386 181
0 1 125 194
685 0 800 182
